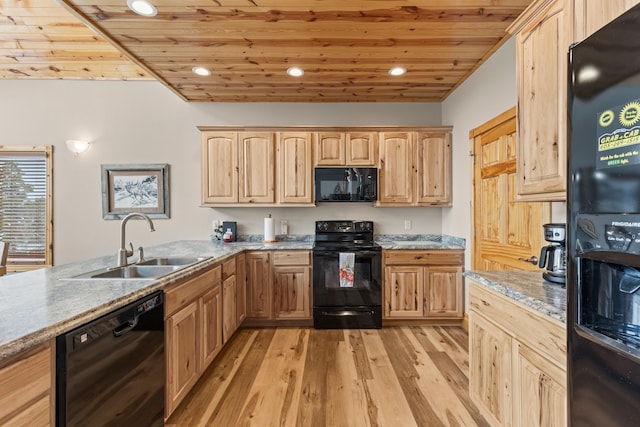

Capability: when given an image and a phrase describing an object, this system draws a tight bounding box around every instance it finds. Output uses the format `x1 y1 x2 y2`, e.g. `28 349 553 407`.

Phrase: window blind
0 151 48 265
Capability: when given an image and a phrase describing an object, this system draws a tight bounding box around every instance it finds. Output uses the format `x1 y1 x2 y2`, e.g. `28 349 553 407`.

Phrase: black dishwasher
56 291 165 427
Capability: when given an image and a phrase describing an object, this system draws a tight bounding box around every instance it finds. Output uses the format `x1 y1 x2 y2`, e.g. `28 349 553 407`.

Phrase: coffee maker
538 223 566 284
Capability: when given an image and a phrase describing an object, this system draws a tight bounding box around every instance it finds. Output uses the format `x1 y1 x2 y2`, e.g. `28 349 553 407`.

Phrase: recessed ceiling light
287 67 304 77
192 66 212 77
389 66 407 76
127 0 157 17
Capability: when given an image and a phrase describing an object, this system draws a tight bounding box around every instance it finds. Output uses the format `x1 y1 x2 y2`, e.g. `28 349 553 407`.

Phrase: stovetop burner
313 220 379 251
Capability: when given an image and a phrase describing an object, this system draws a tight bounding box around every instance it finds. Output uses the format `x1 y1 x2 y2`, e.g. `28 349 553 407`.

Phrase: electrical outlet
404 220 412 230
281 220 288 235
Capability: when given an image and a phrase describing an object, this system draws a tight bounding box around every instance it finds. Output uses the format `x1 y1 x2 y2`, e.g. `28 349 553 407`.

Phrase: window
0 146 53 270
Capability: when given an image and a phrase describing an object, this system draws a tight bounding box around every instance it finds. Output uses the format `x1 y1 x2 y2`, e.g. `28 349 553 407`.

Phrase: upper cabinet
509 0 570 201
314 131 377 166
378 128 452 206
574 0 640 41
277 132 313 204
201 132 239 204
239 132 275 203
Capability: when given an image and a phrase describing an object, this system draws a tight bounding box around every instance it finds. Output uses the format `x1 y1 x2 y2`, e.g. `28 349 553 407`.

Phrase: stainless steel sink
136 257 207 266
72 265 181 280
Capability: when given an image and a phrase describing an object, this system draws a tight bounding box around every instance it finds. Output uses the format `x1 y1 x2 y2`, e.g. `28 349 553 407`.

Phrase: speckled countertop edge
464 270 567 324
0 236 464 362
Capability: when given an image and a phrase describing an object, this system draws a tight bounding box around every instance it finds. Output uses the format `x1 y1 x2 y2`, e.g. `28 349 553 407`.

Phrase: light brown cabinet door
200 285 223 368
425 266 462 318
201 132 238 204
469 311 513 427
514 343 567 427
277 132 313 204
415 131 452 205
315 132 345 165
378 132 414 205
246 251 272 319
273 266 311 319
222 275 237 343
383 265 424 318
236 253 247 326
239 132 275 203
166 300 200 415
346 132 377 165
515 0 568 200
574 0 640 41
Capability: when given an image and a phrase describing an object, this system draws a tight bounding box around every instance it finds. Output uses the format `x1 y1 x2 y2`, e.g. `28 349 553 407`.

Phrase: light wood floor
166 326 488 427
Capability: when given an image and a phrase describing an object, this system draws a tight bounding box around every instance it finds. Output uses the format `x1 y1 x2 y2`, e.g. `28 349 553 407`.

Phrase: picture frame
101 163 170 219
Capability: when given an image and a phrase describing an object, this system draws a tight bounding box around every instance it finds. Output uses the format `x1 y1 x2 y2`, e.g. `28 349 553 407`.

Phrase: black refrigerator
568 5 640 426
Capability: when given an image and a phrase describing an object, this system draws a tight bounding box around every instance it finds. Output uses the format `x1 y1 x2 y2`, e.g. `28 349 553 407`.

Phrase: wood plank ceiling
1 0 535 102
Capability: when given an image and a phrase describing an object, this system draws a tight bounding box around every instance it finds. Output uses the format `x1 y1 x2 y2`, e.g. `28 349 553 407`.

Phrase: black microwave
314 167 377 202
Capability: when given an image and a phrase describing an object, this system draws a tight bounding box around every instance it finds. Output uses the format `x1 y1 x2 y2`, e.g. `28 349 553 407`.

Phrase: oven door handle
313 250 380 256
322 310 375 317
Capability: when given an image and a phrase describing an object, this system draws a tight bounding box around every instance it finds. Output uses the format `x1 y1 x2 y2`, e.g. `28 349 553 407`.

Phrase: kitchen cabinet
378 129 452 206
272 251 311 319
246 251 273 319
277 132 313 204
468 280 566 427
508 0 570 201
246 250 312 323
574 0 640 41
165 264 223 416
200 130 275 205
222 257 237 343
236 252 247 326
0 341 53 426
383 250 464 320
314 131 377 166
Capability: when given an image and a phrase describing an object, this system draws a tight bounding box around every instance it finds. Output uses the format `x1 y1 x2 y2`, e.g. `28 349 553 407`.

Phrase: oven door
312 248 382 307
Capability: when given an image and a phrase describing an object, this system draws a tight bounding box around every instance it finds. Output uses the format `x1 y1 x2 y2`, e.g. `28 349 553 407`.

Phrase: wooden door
469 311 513 427
514 343 567 427
315 132 345 165
277 132 313 204
378 132 414 205
574 0 640 41
201 132 238 204
515 0 568 200
166 300 199 415
273 266 311 319
383 265 424 318
245 251 272 319
425 266 463 318
200 285 223 368
415 130 452 206
238 132 275 203
222 275 236 343
346 132 377 165
236 253 247 326
471 107 551 271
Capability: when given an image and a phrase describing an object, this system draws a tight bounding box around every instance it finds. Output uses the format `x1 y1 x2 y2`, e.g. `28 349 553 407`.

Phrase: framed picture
101 164 170 219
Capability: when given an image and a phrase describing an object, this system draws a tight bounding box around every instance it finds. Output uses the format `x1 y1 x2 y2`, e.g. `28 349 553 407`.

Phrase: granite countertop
464 270 566 324
0 234 464 362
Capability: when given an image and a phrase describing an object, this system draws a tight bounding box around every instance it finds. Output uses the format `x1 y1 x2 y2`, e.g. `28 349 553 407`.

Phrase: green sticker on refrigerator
597 100 640 169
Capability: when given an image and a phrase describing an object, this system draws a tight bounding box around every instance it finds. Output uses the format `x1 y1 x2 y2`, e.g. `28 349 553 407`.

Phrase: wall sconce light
66 139 91 155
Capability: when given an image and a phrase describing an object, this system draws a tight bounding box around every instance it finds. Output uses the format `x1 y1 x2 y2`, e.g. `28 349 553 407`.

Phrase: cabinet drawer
165 265 222 316
469 282 566 366
273 251 310 266
384 250 463 266
222 257 236 281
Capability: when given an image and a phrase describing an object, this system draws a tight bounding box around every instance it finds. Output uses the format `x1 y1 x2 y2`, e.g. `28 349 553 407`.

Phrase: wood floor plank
167 326 487 427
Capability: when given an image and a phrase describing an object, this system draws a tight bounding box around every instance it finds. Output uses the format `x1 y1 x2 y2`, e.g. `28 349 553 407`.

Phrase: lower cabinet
383 250 464 320
0 341 53 426
221 257 237 343
236 252 247 326
246 250 312 322
165 264 223 417
468 280 567 427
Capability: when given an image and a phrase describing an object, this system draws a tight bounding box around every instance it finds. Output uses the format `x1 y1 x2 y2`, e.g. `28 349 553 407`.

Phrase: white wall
441 37 519 269
0 80 443 264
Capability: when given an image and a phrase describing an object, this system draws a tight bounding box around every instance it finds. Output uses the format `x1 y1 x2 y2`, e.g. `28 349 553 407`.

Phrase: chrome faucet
118 213 156 266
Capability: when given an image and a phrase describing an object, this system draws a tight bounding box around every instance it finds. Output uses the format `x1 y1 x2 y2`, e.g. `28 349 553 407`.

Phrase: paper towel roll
264 217 276 242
